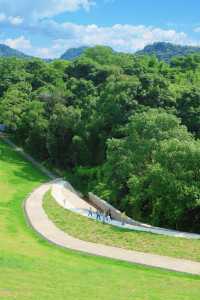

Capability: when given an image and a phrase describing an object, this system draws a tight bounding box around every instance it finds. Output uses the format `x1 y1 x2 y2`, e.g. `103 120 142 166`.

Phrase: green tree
177 87 200 137
46 103 81 166
102 109 200 232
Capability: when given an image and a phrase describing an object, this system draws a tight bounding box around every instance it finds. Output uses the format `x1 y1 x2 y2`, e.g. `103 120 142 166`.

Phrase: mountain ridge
0 43 30 58
60 46 89 60
136 42 200 62
1 42 200 62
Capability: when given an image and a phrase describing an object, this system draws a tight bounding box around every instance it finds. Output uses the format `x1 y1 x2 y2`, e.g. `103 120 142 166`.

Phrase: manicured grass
44 191 200 262
0 139 200 300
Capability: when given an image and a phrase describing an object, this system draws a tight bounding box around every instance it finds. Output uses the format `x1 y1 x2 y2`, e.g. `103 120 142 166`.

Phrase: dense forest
0 45 200 233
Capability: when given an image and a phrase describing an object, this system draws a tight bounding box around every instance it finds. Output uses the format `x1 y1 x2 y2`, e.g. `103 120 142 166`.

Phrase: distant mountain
136 42 200 62
0 44 30 58
60 43 200 63
2 42 200 63
60 46 89 60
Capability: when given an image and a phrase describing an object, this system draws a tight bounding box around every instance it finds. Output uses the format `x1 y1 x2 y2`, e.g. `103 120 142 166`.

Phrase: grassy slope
43 191 200 262
0 139 200 300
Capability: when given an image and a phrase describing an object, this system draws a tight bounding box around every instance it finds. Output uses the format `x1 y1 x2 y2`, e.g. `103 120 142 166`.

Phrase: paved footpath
25 181 200 276
51 180 200 240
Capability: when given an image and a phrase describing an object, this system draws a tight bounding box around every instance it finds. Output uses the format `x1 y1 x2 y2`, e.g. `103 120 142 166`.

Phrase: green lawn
43 191 200 262
0 139 200 300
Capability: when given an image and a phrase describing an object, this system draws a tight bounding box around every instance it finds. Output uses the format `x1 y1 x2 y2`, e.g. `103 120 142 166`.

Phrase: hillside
60 46 89 60
0 43 30 58
136 42 200 62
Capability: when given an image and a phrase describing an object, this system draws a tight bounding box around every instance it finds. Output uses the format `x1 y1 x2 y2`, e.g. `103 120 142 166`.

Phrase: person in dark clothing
88 207 93 217
107 209 112 221
102 211 106 224
96 210 101 221
121 212 126 225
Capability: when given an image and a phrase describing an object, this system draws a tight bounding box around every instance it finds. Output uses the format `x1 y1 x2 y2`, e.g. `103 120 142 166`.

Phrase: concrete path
52 180 200 240
25 181 200 275
52 180 91 211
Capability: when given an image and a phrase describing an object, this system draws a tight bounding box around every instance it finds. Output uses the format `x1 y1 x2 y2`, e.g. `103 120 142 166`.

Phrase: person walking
96 210 101 221
121 212 126 226
102 210 106 224
107 209 112 221
88 207 93 217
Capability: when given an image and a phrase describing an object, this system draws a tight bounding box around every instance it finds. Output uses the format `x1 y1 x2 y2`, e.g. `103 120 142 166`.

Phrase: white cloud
0 12 23 26
1 35 56 58
194 27 200 33
3 36 32 51
2 22 197 59
0 13 6 22
0 0 94 19
31 47 56 58
8 16 23 26
38 22 195 58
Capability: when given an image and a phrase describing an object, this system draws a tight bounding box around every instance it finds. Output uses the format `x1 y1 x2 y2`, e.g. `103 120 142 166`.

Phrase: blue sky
0 0 200 58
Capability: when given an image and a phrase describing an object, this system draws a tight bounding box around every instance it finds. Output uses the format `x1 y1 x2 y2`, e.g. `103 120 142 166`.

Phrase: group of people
88 207 127 226
88 207 112 223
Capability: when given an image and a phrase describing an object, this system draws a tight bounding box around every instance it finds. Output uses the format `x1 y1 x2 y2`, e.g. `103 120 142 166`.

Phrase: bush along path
25 181 200 275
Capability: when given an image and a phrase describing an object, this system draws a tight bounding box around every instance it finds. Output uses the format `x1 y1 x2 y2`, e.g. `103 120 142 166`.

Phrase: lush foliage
1 46 200 232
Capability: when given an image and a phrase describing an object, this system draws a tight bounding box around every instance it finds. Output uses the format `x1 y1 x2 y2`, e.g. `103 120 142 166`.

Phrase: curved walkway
25 181 200 275
51 180 200 240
